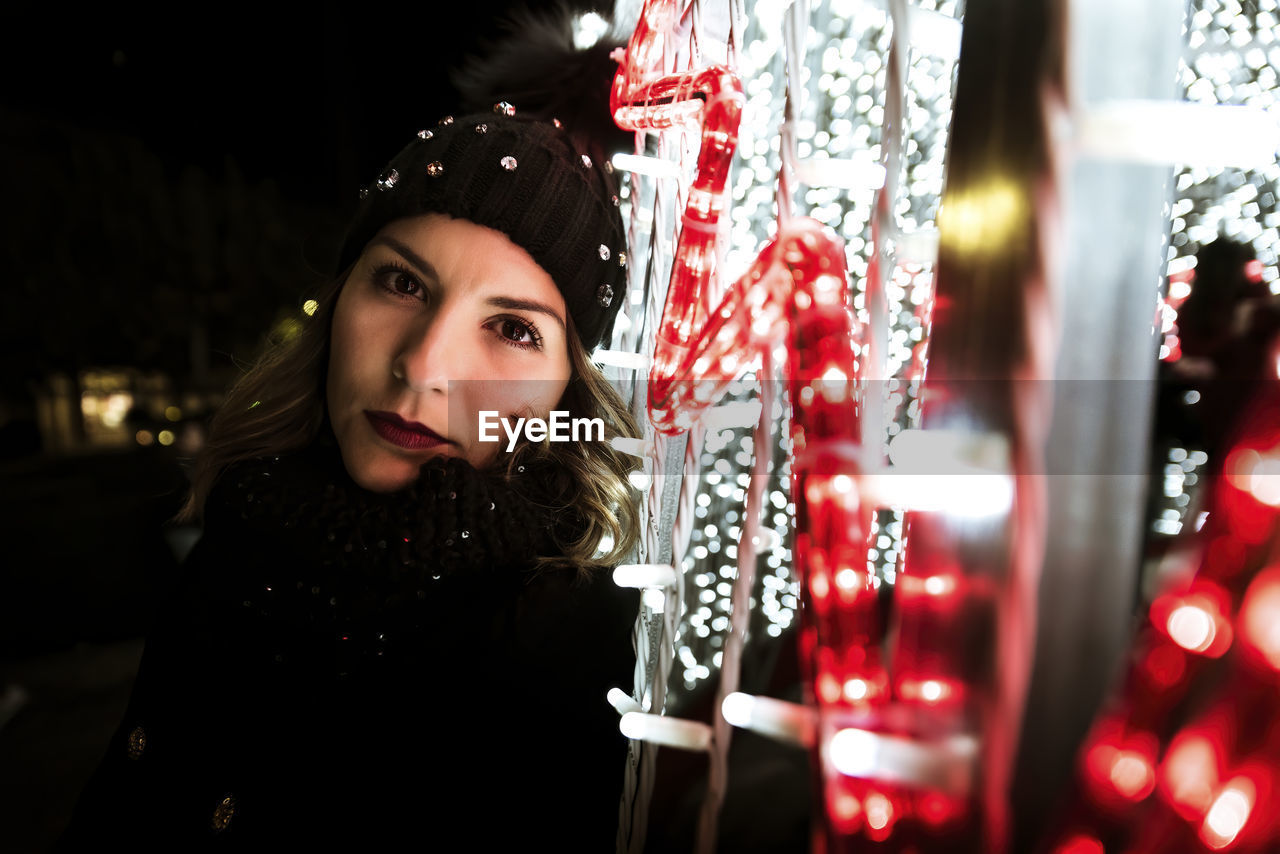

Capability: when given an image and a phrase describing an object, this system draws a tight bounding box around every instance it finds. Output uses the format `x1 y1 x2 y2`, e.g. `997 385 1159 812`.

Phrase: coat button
211 795 237 832
126 726 146 760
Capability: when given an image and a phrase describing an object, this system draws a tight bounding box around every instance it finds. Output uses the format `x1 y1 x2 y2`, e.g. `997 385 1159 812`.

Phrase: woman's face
327 213 573 492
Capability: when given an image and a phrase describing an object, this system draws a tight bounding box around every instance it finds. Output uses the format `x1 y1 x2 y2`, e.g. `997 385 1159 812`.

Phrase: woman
60 103 643 849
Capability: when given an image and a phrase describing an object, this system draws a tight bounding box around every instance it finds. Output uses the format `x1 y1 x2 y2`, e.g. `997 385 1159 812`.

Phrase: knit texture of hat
338 107 628 351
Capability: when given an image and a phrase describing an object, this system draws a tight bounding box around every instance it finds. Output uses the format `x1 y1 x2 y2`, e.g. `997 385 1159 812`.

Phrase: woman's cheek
347 307 395 381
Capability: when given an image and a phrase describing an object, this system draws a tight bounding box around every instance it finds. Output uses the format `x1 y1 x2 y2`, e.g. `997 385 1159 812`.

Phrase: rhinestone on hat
417 129 433 140
500 156 517 171
597 284 614 307
612 195 620 207
581 154 592 168
359 187 370 200
474 123 488 134
494 101 516 117
619 252 627 266
604 161 615 174
552 117 563 128
426 161 445 177
598 244 610 261
376 168 399 191
438 115 455 126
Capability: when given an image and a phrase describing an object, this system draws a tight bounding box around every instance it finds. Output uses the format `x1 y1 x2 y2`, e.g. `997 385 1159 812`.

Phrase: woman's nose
392 310 469 393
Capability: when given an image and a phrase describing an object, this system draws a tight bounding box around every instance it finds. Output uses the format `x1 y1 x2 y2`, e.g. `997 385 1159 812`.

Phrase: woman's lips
364 410 449 450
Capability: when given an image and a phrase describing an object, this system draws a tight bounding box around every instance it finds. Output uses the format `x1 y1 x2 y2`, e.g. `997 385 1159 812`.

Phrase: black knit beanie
338 103 628 352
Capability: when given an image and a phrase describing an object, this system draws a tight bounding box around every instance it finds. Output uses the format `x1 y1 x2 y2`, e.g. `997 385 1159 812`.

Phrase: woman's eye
372 264 426 301
495 318 542 349
388 271 422 298
500 319 532 342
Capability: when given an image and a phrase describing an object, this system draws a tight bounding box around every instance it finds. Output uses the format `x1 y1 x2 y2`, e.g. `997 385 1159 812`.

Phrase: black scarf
188 426 576 677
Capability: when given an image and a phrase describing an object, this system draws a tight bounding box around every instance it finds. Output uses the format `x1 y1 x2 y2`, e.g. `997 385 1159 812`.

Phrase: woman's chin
341 447 421 493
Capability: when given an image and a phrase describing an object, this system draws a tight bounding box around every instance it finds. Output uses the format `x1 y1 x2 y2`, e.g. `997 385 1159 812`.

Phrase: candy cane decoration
630 211 863 851
608 4 747 852
609 0 745 436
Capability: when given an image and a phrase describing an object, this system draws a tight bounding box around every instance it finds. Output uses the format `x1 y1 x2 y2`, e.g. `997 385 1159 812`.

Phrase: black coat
60 435 639 850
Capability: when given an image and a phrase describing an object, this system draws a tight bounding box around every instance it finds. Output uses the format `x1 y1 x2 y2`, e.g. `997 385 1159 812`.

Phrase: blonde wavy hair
176 269 640 578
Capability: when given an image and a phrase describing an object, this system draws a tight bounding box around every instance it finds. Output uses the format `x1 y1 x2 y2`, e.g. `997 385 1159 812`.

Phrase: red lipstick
364 410 449 450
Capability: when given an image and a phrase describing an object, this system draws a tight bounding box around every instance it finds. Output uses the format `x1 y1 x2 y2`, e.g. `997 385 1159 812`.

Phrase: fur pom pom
451 2 632 165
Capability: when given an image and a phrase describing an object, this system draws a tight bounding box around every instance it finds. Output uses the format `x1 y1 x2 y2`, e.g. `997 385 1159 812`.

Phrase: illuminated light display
1044 386 1280 850
719 691 815 746
897 676 962 707
1200 778 1255 850
915 789 965 828
1150 585 1235 658
1140 642 1188 689
1227 448 1280 508
924 574 957 596
809 568 831 602
832 790 862 829
607 0 1280 849
1238 567 1280 671
863 789 897 839
843 677 869 702
861 470 1014 517
1053 836 1105 854
1160 733 1219 818
610 0 746 434
619 710 712 751
1082 723 1160 806
1167 604 1216 651
919 680 946 703
1108 751 1157 802
818 672 843 705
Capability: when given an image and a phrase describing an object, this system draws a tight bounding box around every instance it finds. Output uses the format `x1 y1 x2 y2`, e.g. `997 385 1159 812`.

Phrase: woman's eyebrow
366 239 565 332
366 236 440 281
485 296 566 332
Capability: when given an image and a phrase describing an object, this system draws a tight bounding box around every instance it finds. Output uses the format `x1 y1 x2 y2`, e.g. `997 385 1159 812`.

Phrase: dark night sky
4 2 594 201
0 1 616 392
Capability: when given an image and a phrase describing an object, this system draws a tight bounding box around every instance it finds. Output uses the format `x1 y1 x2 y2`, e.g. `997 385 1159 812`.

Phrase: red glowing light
1244 259 1264 283
1240 568 1280 671
1200 778 1255 850
810 570 831 602
915 791 963 828
833 791 861 823
843 678 870 702
835 567 860 590
1226 448 1280 508
1150 586 1234 658
1108 751 1156 801
865 793 892 829
1085 727 1159 804
1141 642 1187 688
863 790 896 841
898 677 960 706
897 572 960 597
818 673 842 704
923 574 956 596
1167 604 1216 652
1054 835 1105 854
1160 734 1218 818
